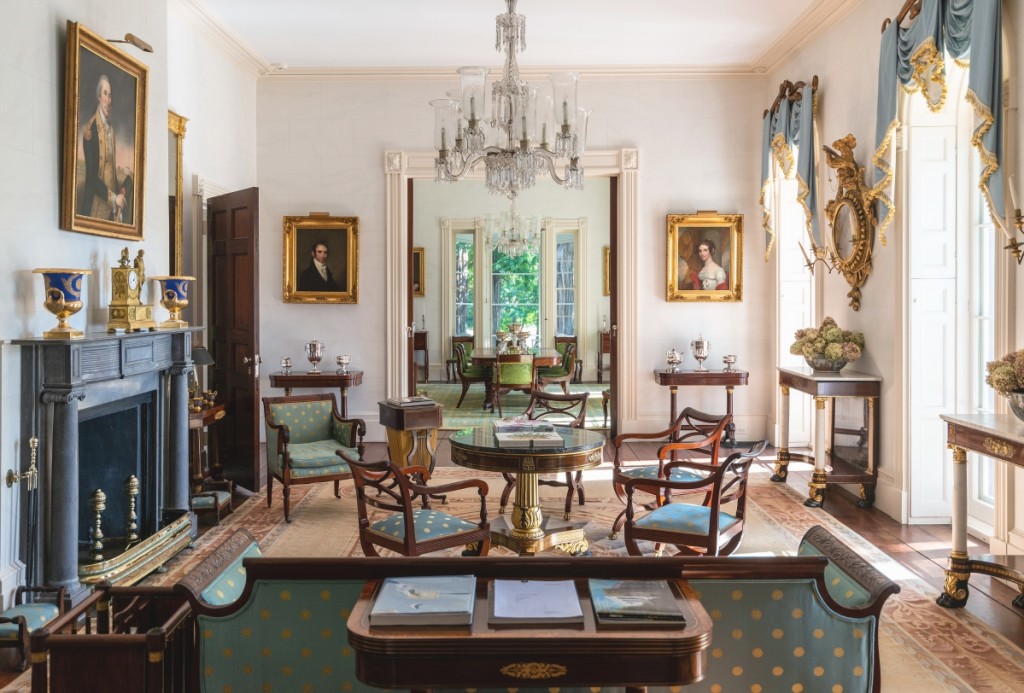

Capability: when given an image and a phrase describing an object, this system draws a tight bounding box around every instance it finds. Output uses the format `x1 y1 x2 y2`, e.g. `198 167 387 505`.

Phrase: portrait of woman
696 238 727 290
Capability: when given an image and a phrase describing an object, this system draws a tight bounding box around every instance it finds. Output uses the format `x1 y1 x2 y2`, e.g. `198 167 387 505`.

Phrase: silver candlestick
691 335 710 372
304 338 324 374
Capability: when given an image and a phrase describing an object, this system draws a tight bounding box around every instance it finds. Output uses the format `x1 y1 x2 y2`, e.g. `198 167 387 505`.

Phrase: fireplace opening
77 392 159 559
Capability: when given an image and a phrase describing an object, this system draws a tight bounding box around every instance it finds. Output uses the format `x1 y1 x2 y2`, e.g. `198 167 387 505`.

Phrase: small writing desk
189 403 226 493
414 331 428 382
268 370 363 418
449 426 604 555
654 368 748 447
937 413 1024 609
378 401 442 473
347 576 711 692
775 367 880 508
598 329 611 382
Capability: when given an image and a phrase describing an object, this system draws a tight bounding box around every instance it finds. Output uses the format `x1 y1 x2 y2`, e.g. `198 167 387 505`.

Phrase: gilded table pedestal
449 427 605 556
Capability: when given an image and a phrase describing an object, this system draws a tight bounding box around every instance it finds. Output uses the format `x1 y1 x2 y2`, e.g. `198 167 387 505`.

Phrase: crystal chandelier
430 0 589 196
486 193 540 257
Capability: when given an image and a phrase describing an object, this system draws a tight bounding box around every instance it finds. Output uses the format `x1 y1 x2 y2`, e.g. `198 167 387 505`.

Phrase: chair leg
561 472 584 520
334 480 341 498
560 381 569 395
266 474 274 507
283 484 292 523
456 381 471 408
499 472 516 513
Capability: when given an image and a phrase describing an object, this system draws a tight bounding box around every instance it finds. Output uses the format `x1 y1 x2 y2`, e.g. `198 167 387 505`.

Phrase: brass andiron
90 488 107 561
125 475 140 547
5 436 39 489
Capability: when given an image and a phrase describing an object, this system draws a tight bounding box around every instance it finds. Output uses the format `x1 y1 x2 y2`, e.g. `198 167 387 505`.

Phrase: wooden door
207 187 262 492
608 177 618 436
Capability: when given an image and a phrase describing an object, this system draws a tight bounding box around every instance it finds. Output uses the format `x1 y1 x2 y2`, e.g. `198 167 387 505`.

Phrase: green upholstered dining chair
608 407 731 539
262 393 366 523
622 440 767 557
537 342 577 394
491 352 535 416
498 390 590 519
348 458 492 557
0 586 65 671
553 335 583 383
453 341 489 408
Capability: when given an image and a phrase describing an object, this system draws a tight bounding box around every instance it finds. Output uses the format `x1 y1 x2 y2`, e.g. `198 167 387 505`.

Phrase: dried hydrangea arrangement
985 349 1024 397
789 316 865 363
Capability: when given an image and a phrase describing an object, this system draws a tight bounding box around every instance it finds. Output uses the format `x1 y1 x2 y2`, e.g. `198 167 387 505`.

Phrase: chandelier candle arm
432 0 588 196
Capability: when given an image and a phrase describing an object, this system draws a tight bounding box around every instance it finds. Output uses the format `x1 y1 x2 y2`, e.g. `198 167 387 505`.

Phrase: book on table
488 579 584 625
493 430 564 448
384 395 436 408
369 575 476 626
588 579 686 627
492 419 555 434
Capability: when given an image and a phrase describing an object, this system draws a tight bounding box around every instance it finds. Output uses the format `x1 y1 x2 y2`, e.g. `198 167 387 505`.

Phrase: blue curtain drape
871 0 1005 243
760 84 818 260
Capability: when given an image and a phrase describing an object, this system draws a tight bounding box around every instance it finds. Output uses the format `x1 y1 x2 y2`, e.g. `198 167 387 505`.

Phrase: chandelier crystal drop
431 0 589 196
486 194 540 258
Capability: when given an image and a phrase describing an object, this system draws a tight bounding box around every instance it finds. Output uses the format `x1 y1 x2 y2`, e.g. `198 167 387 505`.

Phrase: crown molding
260 64 772 83
170 0 270 76
751 0 864 73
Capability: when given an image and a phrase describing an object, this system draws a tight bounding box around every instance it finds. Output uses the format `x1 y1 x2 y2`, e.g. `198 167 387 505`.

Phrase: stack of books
492 419 563 448
384 395 436 408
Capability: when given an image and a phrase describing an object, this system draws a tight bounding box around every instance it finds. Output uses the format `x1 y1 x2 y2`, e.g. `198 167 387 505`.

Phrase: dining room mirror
168 110 187 275
823 133 875 311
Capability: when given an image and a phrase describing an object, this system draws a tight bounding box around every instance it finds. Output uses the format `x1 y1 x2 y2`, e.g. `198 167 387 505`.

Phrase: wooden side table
413 331 428 382
268 370 363 418
189 403 227 493
597 329 611 383
775 367 880 508
654 368 749 448
378 401 443 474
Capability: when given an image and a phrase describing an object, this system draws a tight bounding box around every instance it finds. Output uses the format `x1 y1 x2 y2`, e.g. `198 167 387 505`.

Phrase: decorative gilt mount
823 134 877 310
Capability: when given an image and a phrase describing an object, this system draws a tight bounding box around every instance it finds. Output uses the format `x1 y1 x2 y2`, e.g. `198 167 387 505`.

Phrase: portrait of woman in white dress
696 239 727 290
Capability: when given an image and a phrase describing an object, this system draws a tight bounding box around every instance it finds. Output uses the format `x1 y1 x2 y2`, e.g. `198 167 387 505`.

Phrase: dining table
469 347 563 409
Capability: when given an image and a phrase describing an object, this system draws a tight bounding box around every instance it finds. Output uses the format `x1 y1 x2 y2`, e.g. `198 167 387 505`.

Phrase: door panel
208 187 261 492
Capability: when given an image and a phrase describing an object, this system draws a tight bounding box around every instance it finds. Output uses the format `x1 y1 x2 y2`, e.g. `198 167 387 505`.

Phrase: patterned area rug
139 465 1024 692
417 381 610 430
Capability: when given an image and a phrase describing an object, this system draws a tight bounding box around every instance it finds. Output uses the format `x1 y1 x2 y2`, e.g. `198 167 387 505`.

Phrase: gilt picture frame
61 21 148 240
412 247 425 297
603 246 611 296
283 214 359 304
666 211 743 302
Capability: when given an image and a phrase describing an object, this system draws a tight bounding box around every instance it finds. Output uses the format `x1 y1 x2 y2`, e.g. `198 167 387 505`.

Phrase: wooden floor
4 437 1022 684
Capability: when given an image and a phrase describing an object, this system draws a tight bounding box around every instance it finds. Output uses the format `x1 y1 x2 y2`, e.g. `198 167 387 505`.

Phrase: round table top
450 425 605 454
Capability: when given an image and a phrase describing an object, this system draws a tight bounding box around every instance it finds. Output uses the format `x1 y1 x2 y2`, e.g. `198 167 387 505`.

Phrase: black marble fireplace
15 329 199 604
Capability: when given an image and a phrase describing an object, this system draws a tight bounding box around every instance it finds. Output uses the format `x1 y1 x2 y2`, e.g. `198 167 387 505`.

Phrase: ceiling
194 0 859 75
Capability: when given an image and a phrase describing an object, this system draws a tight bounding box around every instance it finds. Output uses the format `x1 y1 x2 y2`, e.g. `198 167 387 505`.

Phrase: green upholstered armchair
349 458 491 557
453 341 489 408
622 440 767 557
262 393 366 522
538 342 577 394
0 585 65 671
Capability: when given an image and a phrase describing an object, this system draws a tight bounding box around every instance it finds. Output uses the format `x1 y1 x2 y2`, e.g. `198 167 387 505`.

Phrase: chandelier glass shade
431 0 589 196
486 194 540 258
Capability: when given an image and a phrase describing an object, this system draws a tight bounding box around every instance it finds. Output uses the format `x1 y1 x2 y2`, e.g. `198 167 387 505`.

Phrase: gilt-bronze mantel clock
108 248 156 332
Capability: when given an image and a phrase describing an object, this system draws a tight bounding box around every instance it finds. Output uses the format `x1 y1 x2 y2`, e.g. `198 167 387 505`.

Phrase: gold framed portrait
283 214 359 304
61 21 149 240
412 247 425 297
666 211 743 302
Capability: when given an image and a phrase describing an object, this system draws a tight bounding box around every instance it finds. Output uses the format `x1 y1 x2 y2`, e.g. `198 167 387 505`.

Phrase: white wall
255 75 770 443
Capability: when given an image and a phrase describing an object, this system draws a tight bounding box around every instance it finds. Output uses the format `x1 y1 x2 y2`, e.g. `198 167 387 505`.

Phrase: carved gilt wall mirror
822 134 875 310
168 111 187 275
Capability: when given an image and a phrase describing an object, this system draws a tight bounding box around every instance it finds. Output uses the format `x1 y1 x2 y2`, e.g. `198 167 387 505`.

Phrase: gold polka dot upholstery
262 393 366 522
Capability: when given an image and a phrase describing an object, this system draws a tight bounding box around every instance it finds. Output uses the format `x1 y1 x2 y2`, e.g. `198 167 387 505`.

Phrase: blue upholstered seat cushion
367 508 480 543
0 603 60 639
798 542 874 609
192 490 231 510
619 465 705 483
199 542 263 606
633 503 738 536
285 440 358 470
